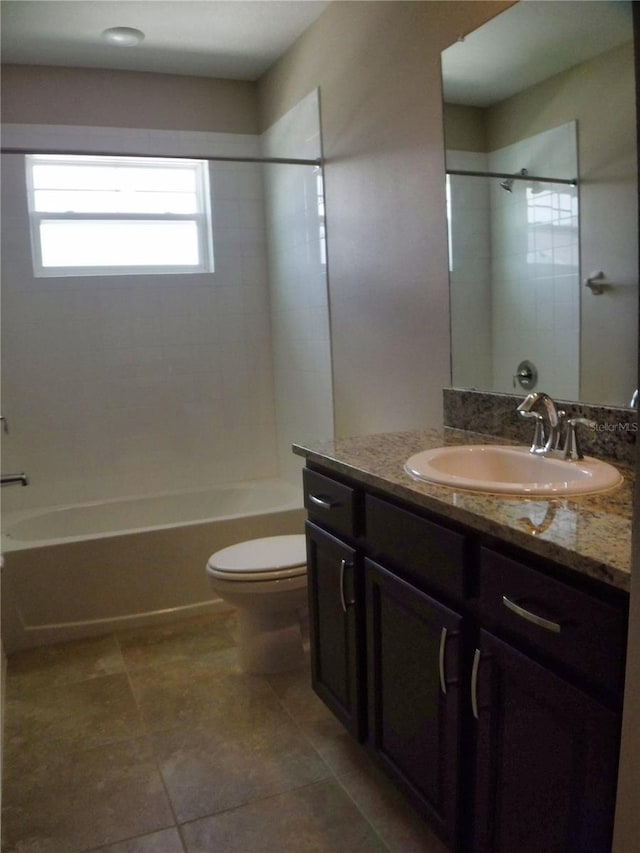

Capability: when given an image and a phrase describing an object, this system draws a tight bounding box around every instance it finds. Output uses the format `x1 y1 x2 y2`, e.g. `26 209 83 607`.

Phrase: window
26 154 214 277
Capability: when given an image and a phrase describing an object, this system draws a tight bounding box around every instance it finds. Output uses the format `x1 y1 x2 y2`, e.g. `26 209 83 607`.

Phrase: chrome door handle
439 627 448 695
471 648 481 720
309 494 339 510
339 559 354 613
502 595 562 634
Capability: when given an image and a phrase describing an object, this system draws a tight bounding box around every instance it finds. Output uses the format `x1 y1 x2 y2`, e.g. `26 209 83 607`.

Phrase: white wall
447 150 492 389
488 123 579 399
448 123 580 399
261 90 334 485
1 126 279 510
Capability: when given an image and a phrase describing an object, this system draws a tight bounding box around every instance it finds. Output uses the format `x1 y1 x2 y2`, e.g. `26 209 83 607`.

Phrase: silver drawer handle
339 559 354 613
502 595 562 634
471 648 481 720
439 627 448 695
309 493 339 510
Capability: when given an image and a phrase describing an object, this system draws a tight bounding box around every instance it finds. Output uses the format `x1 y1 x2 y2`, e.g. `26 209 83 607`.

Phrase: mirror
441 0 637 407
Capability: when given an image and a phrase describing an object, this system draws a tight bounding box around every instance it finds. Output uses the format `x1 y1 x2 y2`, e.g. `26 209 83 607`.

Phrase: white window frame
25 154 214 277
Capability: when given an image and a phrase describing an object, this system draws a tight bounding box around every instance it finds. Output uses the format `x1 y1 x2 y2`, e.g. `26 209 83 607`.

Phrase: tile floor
1 611 448 853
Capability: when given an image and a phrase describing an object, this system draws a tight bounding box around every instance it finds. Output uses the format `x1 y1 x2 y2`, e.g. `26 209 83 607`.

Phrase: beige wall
0 64 258 134
442 103 487 151
258 0 511 437
486 41 634 151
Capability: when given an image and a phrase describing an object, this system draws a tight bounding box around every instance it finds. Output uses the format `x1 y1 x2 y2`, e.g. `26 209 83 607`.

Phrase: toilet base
236 608 305 674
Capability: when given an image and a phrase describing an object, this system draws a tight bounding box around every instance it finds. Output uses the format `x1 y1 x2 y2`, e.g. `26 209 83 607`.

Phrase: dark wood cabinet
302 464 627 853
366 558 463 850
472 631 620 853
305 520 366 740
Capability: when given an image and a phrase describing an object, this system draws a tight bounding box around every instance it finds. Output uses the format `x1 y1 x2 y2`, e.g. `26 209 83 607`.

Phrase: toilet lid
207 534 307 577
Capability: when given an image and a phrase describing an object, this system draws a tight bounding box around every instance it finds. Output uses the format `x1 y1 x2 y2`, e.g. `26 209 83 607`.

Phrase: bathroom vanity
294 428 631 853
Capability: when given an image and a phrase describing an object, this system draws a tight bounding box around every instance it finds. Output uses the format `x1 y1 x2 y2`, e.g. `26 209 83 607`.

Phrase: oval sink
404 445 623 496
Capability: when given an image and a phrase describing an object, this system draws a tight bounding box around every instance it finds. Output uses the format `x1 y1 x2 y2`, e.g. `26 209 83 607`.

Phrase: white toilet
206 534 308 674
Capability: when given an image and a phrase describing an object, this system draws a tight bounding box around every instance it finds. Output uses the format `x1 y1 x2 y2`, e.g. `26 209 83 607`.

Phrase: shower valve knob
513 360 538 390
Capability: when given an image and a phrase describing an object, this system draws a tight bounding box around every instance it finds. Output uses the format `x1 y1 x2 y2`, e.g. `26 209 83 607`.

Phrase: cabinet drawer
303 468 359 539
365 495 466 598
478 547 627 698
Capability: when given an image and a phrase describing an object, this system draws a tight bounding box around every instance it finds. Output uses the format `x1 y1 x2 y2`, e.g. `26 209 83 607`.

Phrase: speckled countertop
293 428 633 593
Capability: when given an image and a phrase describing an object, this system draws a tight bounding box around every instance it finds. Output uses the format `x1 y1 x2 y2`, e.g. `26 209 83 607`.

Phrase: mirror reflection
441 0 637 407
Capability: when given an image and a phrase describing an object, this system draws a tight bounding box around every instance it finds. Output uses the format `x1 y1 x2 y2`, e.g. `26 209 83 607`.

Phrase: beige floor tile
6 634 124 696
265 662 331 723
298 712 372 777
1 616 443 853
87 827 185 853
129 663 282 733
180 779 389 853
2 737 175 853
4 673 145 758
153 709 332 822
117 613 236 672
267 659 371 776
337 764 449 853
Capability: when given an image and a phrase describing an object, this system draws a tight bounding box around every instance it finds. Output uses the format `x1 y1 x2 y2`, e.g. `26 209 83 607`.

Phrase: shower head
499 168 528 193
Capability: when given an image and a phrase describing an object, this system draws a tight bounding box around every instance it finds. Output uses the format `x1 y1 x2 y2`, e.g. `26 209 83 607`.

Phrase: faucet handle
518 409 545 453
562 417 597 460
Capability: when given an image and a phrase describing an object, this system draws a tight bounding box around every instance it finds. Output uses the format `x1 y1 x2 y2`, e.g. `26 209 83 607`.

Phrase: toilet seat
206 534 307 583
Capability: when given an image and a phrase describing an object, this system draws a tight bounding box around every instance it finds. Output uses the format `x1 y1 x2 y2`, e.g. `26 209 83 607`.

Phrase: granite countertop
293 427 633 593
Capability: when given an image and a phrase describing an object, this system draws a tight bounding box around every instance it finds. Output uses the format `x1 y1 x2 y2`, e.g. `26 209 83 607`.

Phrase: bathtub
1 479 305 652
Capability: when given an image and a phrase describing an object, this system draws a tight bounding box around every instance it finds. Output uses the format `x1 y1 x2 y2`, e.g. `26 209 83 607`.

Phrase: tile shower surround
1 612 447 852
1 98 332 510
448 122 580 400
443 388 637 467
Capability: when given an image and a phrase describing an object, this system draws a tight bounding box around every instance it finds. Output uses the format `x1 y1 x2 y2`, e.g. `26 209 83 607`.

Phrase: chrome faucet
517 392 563 456
517 393 597 460
1 473 29 487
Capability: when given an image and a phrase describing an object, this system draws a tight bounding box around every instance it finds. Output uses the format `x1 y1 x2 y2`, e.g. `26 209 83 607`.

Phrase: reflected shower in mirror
441 0 637 407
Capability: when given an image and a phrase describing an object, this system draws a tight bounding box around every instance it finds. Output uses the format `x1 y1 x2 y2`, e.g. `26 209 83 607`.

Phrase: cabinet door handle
309 494 340 510
502 595 562 634
471 648 481 720
439 627 448 695
339 559 354 613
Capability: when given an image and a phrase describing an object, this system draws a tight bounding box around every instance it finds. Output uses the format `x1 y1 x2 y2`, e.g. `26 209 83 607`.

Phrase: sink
404 445 623 496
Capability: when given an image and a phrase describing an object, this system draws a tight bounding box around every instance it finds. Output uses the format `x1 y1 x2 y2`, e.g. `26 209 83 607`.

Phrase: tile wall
488 122 579 399
447 122 579 399
262 90 334 485
447 150 492 389
1 118 325 510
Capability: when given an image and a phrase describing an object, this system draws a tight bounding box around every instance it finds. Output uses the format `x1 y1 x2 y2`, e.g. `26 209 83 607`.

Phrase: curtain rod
0 147 322 167
446 168 578 187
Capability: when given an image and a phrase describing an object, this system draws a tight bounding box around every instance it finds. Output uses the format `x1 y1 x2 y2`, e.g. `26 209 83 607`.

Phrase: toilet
206 534 308 674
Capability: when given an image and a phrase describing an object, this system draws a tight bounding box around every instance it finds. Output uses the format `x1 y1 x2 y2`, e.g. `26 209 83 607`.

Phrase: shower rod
0 147 322 167
447 168 577 186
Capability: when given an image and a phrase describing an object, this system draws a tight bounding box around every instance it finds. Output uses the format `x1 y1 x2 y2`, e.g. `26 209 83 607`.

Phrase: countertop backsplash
443 387 637 467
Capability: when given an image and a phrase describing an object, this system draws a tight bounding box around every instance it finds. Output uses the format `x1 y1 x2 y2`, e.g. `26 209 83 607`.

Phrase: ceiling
442 0 633 107
0 0 330 81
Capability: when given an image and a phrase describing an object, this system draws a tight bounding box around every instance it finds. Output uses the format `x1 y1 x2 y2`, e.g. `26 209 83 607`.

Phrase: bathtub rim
1 477 303 552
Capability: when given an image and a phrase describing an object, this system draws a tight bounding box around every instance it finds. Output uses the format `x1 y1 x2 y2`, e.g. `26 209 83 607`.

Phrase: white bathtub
1 479 305 652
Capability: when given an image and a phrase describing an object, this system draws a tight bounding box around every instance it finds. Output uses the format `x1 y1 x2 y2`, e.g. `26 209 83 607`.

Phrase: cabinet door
472 631 620 853
366 558 462 850
305 521 365 740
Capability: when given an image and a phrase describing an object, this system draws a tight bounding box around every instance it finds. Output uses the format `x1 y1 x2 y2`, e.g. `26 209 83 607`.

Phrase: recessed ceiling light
102 27 145 47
